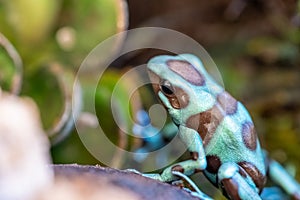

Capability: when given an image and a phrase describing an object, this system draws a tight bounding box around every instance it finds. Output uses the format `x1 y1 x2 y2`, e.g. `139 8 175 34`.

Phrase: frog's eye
160 80 175 96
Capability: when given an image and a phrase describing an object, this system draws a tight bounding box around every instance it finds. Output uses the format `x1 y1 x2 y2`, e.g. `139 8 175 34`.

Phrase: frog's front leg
144 125 207 182
218 162 261 200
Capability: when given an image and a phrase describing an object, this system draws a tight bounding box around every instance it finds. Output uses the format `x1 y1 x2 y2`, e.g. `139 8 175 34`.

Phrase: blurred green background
1 0 300 199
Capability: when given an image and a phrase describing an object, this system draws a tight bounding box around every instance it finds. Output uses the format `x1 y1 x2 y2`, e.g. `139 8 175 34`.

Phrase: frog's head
147 54 217 125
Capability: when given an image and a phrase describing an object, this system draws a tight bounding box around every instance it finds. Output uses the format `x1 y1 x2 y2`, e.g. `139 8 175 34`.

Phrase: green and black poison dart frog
134 54 300 200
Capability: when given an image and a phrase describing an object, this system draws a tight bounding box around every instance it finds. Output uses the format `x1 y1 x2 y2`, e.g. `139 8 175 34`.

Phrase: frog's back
186 92 266 189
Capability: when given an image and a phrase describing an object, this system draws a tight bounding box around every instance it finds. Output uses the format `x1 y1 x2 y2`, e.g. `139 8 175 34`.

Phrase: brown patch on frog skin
167 86 189 109
221 178 241 200
186 104 224 146
166 60 205 86
241 122 257 151
206 155 222 174
217 91 238 115
171 165 184 173
185 91 238 146
238 161 266 192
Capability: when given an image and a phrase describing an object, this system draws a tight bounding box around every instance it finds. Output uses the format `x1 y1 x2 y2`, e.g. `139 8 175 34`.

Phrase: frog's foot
125 168 143 175
141 173 164 181
128 156 206 183
218 162 262 200
125 169 165 181
171 179 185 188
172 171 213 200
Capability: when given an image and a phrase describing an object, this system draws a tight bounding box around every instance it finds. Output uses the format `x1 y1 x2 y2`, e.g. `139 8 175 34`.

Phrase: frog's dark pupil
161 85 173 95
161 81 174 95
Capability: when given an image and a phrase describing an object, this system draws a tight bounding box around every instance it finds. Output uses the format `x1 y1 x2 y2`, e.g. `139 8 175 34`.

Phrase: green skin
139 54 300 200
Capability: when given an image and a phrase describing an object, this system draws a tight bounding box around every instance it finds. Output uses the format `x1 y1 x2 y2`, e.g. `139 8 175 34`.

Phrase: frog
133 54 300 200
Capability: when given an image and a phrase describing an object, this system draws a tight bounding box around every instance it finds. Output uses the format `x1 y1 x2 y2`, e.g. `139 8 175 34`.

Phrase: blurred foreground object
0 91 53 200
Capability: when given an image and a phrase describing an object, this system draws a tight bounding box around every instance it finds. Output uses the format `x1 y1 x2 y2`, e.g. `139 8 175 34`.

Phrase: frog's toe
125 168 142 175
142 173 164 181
126 169 164 182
